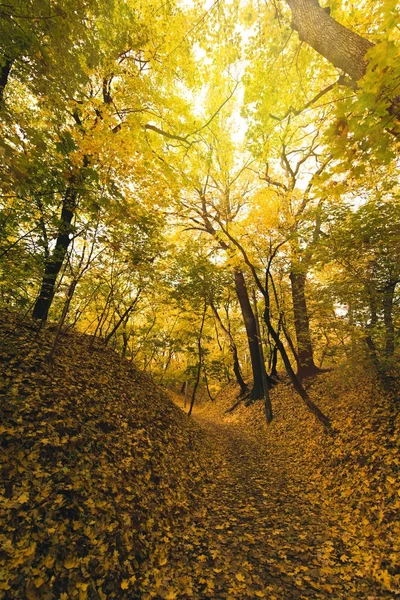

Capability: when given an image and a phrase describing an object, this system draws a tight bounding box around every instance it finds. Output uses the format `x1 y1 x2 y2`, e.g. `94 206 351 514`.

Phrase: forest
0 0 399 598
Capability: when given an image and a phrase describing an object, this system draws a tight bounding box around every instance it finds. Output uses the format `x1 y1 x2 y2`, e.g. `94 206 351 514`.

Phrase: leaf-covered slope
0 312 214 600
195 370 400 597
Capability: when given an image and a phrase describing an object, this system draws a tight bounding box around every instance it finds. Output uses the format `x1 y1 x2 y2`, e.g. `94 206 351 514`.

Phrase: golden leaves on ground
1 313 398 598
188 371 399 598
0 313 214 599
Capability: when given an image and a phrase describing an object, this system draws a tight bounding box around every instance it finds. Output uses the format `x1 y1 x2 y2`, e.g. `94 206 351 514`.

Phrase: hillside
1 312 399 599
189 370 400 598
0 312 217 599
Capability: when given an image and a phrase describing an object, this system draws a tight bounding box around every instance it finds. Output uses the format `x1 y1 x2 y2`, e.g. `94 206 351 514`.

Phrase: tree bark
209 298 248 394
263 271 331 430
383 281 397 357
32 185 79 320
188 304 207 417
233 269 266 400
104 291 141 346
252 289 273 422
286 0 374 81
289 269 320 378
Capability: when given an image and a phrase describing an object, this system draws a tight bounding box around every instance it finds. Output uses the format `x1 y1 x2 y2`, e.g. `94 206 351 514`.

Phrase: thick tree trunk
383 281 396 357
286 0 374 81
32 185 78 321
233 269 266 400
289 269 320 379
209 298 248 394
252 289 273 422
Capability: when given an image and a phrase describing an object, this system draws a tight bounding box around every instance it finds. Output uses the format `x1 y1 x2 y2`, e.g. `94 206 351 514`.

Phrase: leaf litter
1 311 399 599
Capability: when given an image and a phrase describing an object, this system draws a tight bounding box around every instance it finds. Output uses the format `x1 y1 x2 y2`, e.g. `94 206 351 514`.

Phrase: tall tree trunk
383 281 397 357
233 269 265 400
188 304 207 417
32 185 78 321
252 289 273 422
209 298 248 394
270 345 278 379
289 269 320 378
263 271 331 430
286 0 374 81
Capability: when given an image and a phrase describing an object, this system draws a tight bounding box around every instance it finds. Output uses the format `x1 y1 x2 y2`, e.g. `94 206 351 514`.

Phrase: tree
285 0 374 82
320 196 400 363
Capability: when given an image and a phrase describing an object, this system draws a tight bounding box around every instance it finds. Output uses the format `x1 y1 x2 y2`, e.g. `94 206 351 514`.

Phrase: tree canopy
0 0 399 420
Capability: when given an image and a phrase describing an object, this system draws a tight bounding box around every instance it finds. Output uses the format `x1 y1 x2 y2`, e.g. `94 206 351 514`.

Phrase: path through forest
149 404 384 600
191 411 331 598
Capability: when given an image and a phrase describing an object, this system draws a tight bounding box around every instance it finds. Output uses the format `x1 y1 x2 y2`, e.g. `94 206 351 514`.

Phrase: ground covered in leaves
1 312 399 599
163 371 399 600
0 312 215 599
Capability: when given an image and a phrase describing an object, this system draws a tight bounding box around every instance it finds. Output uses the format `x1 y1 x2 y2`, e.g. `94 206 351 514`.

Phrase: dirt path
139 403 390 599
140 408 384 600
184 413 336 599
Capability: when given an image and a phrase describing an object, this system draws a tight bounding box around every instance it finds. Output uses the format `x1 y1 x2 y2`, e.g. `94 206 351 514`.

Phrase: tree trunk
233 269 265 400
286 0 374 81
32 185 78 320
383 281 396 357
289 269 320 379
188 304 207 417
47 278 79 360
204 371 215 401
104 291 141 346
122 329 129 358
263 272 331 430
209 298 248 394
0 58 13 105
270 345 278 380
252 289 273 422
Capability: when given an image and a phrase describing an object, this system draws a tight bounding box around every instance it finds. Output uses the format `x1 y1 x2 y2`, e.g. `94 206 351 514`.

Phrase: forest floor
155 409 337 600
0 311 399 599
151 383 399 600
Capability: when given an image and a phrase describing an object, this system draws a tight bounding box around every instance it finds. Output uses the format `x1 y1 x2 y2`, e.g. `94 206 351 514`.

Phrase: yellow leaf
121 580 129 590
44 555 55 568
235 573 245 582
78 583 89 591
64 557 79 569
34 577 45 588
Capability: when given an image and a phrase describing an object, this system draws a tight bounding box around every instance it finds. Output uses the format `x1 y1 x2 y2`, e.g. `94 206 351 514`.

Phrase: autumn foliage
0 312 214 599
0 0 399 597
1 311 399 598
